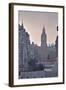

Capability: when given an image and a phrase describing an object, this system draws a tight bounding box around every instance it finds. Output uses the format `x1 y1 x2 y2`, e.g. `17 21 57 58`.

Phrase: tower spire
21 19 24 29
43 26 45 33
41 26 47 47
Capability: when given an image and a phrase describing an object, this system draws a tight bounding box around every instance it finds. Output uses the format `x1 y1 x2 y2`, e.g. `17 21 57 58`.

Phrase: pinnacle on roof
21 19 24 29
57 26 58 31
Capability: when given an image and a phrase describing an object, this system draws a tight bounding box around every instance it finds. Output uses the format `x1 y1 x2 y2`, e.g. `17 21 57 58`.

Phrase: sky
18 11 58 46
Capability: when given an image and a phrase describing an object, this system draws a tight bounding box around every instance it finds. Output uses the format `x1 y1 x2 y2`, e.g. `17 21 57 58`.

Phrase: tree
28 58 44 71
28 58 37 71
37 64 44 71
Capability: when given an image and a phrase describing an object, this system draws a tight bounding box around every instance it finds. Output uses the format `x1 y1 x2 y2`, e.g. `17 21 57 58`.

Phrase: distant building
41 27 47 47
40 27 48 61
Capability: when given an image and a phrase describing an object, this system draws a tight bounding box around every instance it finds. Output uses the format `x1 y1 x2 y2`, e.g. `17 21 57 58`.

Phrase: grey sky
18 11 58 46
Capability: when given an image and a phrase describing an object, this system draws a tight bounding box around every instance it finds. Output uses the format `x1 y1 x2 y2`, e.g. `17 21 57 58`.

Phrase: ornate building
19 22 30 72
19 22 57 73
41 27 47 47
40 27 48 61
